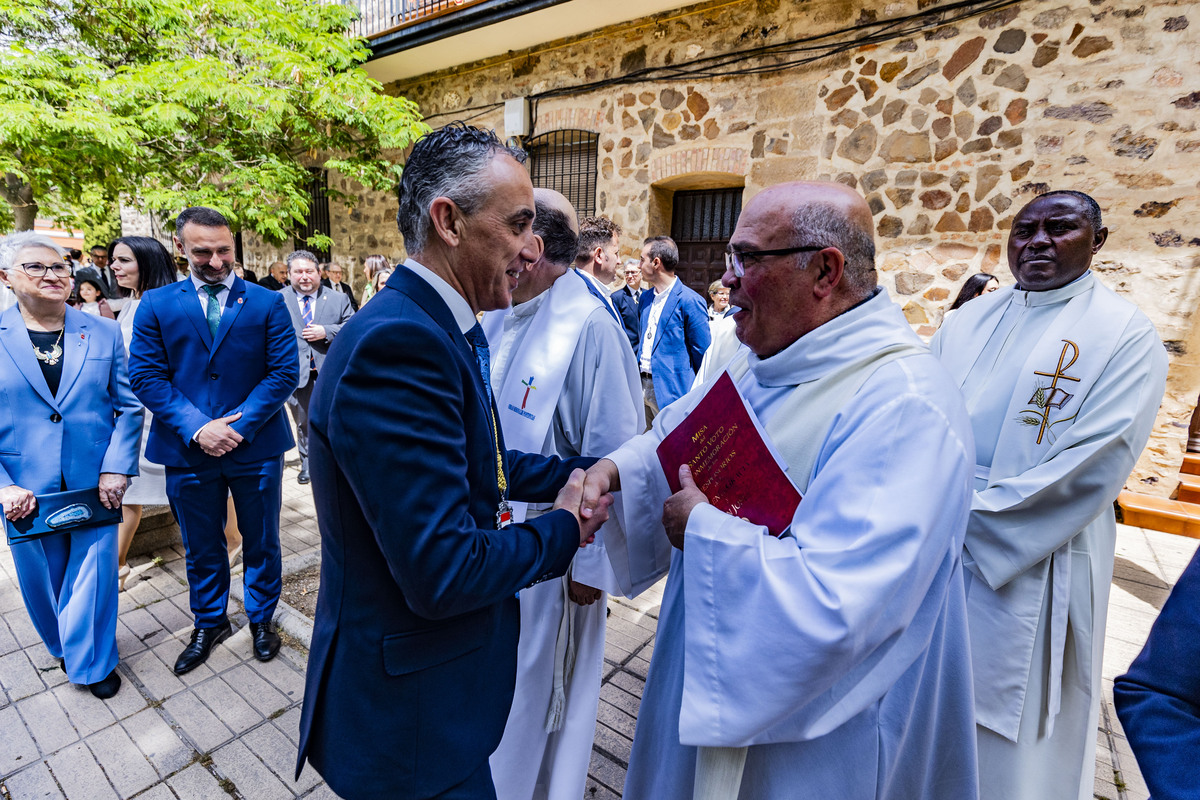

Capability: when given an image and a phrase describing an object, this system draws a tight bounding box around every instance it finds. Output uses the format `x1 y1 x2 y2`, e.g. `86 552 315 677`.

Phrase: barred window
296 168 331 262
526 130 598 217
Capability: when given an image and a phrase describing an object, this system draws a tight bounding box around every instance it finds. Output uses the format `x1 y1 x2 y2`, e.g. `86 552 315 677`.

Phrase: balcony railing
351 0 488 40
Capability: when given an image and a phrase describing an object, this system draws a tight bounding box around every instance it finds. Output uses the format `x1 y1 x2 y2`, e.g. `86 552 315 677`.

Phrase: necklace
32 328 65 366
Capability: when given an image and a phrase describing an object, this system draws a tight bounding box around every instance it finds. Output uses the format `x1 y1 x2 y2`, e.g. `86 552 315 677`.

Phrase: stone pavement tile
150 638 217 688
135 785 179 800
44 742 118 800
586 747 628 796
122 578 165 609
120 606 169 652
124 648 186 702
301 783 342 799
86 724 159 797
1094 774 1120 800
272 706 303 747
162 690 233 754
222 662 291 717
608 669 645 698
193 675 264 735
2 761 64 799
625 654 652 680
0 581 26 614
583 778 621 800
1102 636 1145 681
211 739 293 800
598 682 641 718
0 650 49 701
143 565 189 598
596 698 637 739
253 652 307 702
592 722 632 766
0 614 20 657
242 719 321 793
51 683 117 737
16 692 79 755
98 668 148 720
168 762 226 800
115 617 150 660
123 707 195 778
0 703 40 775
147 595 194 636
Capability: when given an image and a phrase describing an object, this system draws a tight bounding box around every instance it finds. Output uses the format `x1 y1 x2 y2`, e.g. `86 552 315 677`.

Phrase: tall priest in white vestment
483 190 644 800
931 190 1168 800
579 181 980 799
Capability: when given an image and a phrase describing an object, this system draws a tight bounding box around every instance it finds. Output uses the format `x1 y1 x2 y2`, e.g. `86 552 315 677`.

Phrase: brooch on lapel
237 298 244 304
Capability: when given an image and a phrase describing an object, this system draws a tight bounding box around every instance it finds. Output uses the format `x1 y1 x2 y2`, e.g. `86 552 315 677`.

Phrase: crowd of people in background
0 119 1191 800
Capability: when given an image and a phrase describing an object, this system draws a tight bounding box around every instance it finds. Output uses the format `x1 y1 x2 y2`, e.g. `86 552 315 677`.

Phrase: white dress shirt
639 276 676 373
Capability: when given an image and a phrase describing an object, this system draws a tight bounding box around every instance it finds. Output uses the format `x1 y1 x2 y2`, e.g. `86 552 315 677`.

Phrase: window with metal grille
671 188 743 242
296 168 331 262
526 130 598 218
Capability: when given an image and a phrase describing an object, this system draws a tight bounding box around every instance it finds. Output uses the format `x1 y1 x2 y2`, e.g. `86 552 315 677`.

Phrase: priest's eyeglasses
724 246 827 278
17 262 73 278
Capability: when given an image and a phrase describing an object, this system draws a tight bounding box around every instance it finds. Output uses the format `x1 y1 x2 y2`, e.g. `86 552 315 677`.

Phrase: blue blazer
611 285 641 350
637 278 712 407
128 276 299 468
1114 548 1200 799
0 306 142 492
296 267 590 800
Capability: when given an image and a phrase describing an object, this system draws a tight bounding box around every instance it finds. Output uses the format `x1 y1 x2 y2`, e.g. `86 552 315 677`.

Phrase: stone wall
336 0 1200 493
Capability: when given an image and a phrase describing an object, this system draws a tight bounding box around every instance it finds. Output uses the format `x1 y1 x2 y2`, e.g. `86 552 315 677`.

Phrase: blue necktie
464 323 492 405
202 284 222 338
301 295 316 369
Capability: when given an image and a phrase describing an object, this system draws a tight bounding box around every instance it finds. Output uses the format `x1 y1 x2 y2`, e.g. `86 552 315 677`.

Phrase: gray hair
0 232 67 274
792 202 877 296
286 250 319 270
396 122 526 254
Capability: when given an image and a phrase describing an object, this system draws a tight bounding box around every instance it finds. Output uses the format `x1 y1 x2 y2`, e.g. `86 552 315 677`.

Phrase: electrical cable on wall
419 0 1023 135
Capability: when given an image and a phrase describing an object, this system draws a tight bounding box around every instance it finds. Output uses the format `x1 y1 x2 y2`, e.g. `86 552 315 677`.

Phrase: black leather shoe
250 621 281 662
89 668 122 699
174 622 233 674
297 469 310 485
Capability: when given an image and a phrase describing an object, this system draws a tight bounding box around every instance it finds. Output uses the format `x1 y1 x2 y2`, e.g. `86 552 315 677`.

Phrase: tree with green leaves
0 0 426 245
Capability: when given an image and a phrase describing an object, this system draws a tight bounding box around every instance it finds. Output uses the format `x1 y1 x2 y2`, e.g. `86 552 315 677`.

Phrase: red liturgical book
656 372 801 537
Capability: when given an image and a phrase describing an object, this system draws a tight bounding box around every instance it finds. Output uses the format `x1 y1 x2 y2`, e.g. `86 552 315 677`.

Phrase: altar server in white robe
484 189 643 800
931 190 1168 800
580 181 980 800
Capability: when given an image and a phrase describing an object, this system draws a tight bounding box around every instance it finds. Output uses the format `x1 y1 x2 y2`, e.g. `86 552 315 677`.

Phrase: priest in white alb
931 190 1168 800
580 181 980 799
483 189 644 800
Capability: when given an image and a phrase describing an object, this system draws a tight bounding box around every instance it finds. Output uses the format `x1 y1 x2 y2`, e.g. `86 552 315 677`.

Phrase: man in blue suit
295 123 612 800
128 207 299 674
636 235 711 426
1114 547 1200 799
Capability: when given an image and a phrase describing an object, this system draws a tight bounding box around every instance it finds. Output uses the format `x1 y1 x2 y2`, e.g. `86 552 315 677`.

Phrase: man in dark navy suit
295 123 613 800
1115 548 1200 799
129 206 299 674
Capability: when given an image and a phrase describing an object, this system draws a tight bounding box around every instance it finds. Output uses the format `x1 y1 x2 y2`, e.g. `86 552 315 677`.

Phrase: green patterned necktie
202 284 222 338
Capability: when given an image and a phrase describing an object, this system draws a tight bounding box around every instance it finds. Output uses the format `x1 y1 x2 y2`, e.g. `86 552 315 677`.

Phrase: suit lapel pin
238 297 244 304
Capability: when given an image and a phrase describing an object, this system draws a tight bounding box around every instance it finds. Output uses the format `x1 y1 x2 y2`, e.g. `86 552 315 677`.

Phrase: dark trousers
166 455 283 627
287 375 316 470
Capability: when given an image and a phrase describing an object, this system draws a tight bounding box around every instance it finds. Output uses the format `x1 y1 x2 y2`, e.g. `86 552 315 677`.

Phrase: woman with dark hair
947 272 999 315
109 236 177 589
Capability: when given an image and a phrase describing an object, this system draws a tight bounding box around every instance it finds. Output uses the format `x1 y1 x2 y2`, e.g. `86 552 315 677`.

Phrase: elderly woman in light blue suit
0 232 142 699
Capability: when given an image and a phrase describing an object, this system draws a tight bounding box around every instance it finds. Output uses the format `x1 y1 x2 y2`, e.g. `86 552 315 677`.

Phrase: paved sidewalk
0 465 1194 799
